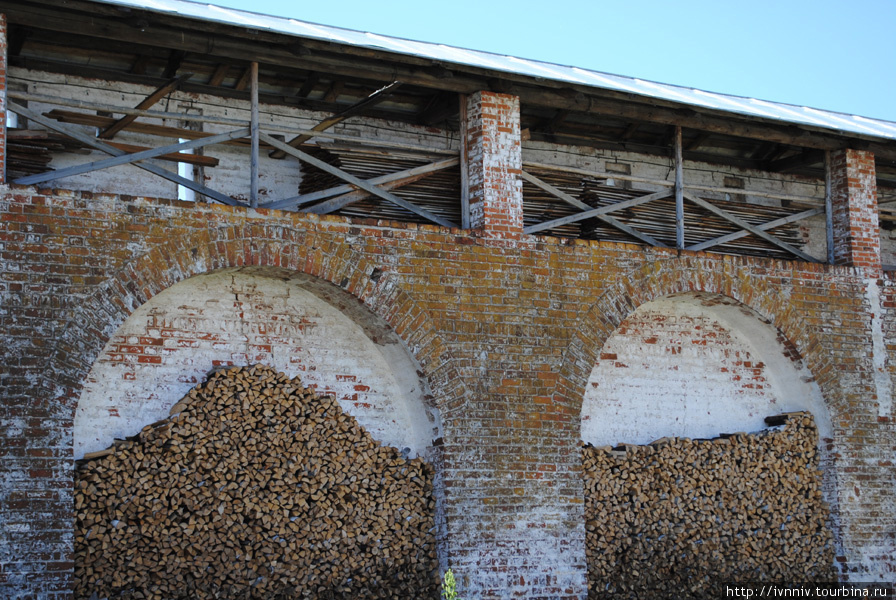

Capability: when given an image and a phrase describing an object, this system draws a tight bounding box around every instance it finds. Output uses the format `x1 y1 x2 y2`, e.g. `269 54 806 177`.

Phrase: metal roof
93 0 896 142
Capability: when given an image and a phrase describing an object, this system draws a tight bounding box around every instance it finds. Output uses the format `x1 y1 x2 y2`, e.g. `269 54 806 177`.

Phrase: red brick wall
464 91 523 237
830 149 881 271
1 188 894 598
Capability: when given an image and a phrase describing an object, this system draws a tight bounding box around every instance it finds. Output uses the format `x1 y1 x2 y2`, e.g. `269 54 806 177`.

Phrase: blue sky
205 0 896 123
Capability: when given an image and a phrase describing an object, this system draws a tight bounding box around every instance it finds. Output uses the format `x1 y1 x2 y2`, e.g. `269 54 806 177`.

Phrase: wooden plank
9 103 242 206
260 157 459 211
682 192 818 262
250 62 259 209
459 94 471 229
825 151 835 265
675 126 685 249
104 142 220 167
13 129 249 186
686 208 824 251
258 132 457 228
270 81 402 159
99 73 192 139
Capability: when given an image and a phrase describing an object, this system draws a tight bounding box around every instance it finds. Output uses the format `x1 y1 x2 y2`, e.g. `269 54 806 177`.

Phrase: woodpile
74 365 438 600
583 412 835 599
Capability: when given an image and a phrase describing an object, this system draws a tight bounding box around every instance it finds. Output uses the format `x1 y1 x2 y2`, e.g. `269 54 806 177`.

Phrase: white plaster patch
74 270 436 459
581 295 829 446
864 278 893 417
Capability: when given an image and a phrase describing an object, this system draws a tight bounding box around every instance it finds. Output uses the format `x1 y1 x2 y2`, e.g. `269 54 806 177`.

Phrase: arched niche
581 292 830 446
74 267 439 460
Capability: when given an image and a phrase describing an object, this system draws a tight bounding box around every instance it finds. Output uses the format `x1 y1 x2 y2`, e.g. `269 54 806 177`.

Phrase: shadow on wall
73 267 440 461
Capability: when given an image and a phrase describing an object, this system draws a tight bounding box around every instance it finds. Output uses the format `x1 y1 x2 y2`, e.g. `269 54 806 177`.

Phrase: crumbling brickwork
830 149 881 271
1 184 894 599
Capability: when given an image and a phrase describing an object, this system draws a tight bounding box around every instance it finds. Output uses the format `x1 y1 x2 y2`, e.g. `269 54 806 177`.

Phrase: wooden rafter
98 73 192 139
269 81 402 159
259 131 457 228
207 64 230 87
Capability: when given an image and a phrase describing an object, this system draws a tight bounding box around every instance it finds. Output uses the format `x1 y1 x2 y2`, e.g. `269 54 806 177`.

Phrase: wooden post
674 126 684 249
824 150 834 265
0 14 8 184
458 94 470 229
250 61 259 208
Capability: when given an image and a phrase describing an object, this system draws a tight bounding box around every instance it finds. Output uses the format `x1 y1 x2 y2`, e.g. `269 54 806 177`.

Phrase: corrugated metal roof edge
92 0 896 143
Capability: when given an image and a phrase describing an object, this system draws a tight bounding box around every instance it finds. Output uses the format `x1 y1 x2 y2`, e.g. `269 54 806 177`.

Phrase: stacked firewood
583 412 835 599
74 365 438 600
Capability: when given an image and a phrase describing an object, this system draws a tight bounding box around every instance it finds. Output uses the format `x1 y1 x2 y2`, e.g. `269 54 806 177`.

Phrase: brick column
829 149 880 271
463 91 523 237
1 13 7 184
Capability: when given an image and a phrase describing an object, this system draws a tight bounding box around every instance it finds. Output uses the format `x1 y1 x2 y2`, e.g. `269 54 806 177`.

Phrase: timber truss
8 67 828 262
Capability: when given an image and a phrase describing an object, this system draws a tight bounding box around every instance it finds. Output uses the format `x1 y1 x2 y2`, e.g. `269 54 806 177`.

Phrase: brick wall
1 188 894 598
464 91 523 236
830 149 881 271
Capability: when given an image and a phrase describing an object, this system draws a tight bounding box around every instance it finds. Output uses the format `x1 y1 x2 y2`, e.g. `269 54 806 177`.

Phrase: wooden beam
417 92 458 126
682 192 818 262
764 149 825 173
260 157 459 211
13 128 248 186
9 102 241 206
322 80 345 103
161 50 185 79
686 132 710 151
825 151 834 264
234 66 251 91
674 126 685 249
250 62 259 208
130 55 150 76
98 73 192 139
207 64 230 87
687 207 823 251
270 81 403 159
104 142 219 167
459 94 471 229
47 109 260 146
296 72 320 99
259 132 457 228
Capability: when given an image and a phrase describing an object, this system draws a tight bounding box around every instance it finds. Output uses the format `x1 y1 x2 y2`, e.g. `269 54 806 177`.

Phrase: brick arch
553 256 840 427
51 223 467 427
